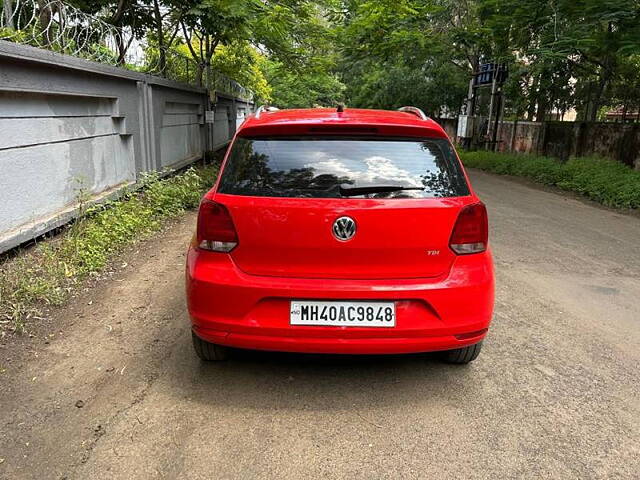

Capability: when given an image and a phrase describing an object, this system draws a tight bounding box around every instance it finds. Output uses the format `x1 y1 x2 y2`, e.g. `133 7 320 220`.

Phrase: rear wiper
338 184 424 197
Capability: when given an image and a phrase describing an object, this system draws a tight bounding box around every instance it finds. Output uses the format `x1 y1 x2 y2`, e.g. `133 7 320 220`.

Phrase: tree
266 60 345 107
335 0 640 122
69 0 155 63
176 0 333 87
334 0 477 115
15 0 640 119
211 42 272 101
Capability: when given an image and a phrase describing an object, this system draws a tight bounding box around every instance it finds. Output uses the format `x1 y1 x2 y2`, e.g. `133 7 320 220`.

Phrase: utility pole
486 75 498 139
459 63 507 150
490 83 503 152
484 64 506 151
460 78 476 149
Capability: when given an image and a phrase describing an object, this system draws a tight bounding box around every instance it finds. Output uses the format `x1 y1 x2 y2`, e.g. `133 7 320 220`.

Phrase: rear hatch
215 136 471 279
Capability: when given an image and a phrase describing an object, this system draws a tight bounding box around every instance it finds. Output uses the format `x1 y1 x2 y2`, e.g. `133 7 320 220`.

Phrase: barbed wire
1 0 131 64
0 0 253 100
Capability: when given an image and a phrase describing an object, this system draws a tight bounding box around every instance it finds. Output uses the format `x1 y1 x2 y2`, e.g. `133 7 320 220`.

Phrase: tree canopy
2 0 640 118
332 0 640 120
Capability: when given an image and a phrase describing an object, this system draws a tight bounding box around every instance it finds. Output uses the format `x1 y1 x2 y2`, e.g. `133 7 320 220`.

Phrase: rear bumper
186 248 495 355
192 328 489 355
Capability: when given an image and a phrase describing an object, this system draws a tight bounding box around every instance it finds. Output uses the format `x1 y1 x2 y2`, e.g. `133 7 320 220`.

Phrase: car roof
237 108 449 139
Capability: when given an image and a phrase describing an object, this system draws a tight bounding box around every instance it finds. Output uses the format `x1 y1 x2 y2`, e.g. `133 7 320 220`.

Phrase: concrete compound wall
495 121 640 168
438 116 640 168
0 41 252 253
495 121 543 155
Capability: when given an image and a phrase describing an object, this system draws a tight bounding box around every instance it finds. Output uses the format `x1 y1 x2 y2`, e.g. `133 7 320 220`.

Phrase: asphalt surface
0 169 639 479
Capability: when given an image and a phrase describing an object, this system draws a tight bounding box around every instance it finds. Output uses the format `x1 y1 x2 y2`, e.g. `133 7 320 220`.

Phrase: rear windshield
218 137 470 198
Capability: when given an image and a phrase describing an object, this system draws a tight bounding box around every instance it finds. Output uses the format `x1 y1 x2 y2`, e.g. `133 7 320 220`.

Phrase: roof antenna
336 103 345 113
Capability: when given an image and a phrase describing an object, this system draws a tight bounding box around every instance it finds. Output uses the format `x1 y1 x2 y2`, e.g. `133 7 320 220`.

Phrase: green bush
460 151 640 209
0 165 218 334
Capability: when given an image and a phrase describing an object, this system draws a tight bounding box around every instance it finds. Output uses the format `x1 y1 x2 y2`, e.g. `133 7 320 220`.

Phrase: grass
0 165 218 336
459 151 640 210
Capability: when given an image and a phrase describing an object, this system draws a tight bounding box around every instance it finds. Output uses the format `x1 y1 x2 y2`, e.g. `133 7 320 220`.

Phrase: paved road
1 170 639 479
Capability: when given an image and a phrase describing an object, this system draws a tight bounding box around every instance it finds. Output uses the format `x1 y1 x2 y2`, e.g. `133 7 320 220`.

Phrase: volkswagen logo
332 216 356 241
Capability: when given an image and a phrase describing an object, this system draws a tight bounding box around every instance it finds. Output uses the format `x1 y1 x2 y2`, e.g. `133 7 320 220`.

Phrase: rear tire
442 341 482 364
192 332 230 361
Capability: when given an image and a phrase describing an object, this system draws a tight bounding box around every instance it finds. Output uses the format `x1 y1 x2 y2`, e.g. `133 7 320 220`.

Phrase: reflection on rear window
218 137 470 198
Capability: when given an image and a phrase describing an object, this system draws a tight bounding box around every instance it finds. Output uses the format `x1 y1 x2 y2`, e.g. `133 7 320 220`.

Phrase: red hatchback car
186 106 494 364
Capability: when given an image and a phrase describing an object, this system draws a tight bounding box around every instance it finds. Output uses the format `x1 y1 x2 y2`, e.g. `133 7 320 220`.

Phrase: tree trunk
195 64 204 87
536 94 548 123
589 23 616 122
115 32 127 65
110 0 128 25
3 0 15 29
110 0 129 64
527 75 540 121
37 0 53 45
589 70 610 122
152 0 165 73
180 21 204 86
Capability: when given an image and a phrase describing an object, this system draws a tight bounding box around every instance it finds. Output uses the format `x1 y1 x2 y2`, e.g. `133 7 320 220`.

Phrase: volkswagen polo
186 106 494 363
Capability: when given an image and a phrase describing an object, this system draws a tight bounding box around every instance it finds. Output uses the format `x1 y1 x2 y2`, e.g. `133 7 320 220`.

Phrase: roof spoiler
255 105 280 119
398 106 429 121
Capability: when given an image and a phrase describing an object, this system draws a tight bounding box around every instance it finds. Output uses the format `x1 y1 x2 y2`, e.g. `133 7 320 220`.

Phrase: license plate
290 301 396 327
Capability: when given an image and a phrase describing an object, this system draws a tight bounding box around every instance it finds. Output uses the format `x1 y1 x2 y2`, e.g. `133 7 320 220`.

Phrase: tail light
449 203 488 255
196 200 238 252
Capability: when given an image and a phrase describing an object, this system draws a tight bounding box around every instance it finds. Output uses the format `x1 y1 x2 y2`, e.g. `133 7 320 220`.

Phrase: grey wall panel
0 135 134 233
0 116 117 149
160 122 202 168
0 90 115 117
148 85 206 170
212 107 230 148
0 41 252 253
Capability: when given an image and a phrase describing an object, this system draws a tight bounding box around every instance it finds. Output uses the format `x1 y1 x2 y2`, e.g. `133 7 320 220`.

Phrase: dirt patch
0 212 196 479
